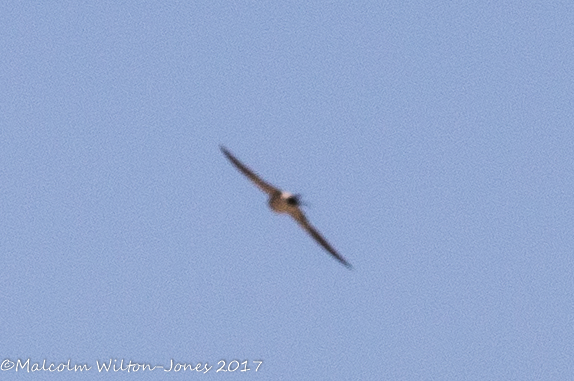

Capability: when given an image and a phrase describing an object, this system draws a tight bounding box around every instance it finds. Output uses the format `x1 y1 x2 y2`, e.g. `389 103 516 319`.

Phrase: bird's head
284 193 307 207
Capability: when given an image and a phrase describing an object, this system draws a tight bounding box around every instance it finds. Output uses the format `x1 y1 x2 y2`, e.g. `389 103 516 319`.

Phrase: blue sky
1 1 573 380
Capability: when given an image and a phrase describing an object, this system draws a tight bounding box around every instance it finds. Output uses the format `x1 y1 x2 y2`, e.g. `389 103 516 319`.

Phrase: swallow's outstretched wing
291 209 353 269
220 146 278 195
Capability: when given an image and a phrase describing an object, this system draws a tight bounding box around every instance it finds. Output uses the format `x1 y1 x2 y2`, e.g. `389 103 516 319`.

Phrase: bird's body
269 191 299 213
220 146 352 269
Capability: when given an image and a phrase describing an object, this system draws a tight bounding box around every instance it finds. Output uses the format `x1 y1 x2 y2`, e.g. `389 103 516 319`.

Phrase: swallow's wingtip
220 145 232 157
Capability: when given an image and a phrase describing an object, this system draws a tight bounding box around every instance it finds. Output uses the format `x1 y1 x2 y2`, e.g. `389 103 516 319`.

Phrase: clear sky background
1 2 573 380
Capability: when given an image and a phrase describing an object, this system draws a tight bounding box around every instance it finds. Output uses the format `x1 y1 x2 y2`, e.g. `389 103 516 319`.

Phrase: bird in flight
220 146 352 269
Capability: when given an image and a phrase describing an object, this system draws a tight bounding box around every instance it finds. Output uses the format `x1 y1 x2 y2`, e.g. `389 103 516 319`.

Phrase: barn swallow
220 146 352 269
